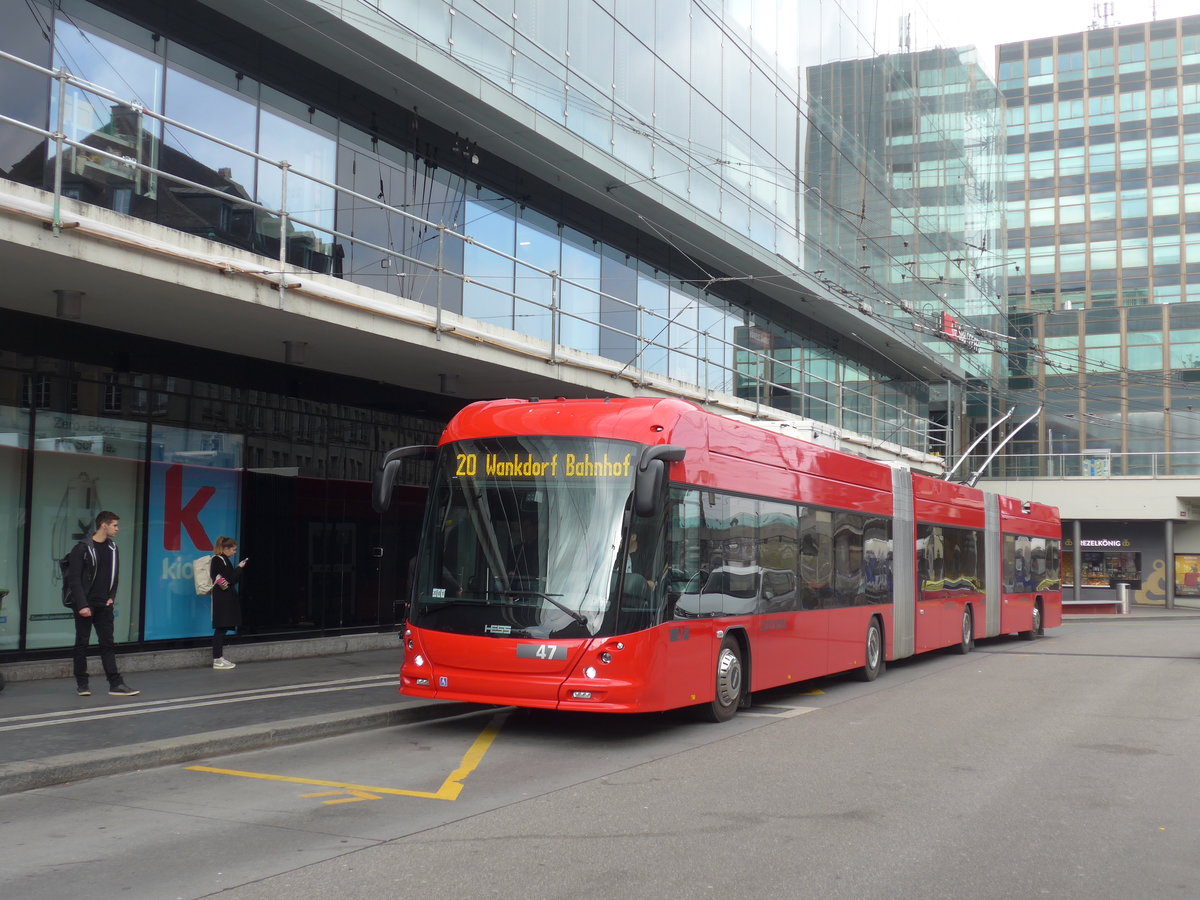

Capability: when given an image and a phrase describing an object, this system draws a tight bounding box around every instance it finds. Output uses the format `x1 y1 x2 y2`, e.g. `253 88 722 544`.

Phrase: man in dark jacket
67 511 138 697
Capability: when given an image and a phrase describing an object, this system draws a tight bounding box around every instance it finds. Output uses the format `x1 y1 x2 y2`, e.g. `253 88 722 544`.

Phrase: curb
1065 613 1200 622
0 699 472 796
0 632 402 684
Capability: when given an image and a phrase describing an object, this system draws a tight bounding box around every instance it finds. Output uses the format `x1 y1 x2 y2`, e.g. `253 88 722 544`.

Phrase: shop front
1063 522 1170 613
0 337 449 663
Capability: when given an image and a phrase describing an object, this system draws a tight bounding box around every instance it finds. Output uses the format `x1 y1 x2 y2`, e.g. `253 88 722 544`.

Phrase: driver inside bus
624 532 655 596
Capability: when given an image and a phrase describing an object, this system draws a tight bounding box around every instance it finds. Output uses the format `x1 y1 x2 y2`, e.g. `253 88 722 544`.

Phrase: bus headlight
413 654 425 667
583 666 597 679
599 651 612 664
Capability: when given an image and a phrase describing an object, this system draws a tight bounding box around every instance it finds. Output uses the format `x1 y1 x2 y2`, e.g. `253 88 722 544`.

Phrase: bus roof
438 398 1060 527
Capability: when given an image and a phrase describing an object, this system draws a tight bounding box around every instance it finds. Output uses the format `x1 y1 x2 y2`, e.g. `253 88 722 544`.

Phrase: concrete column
1165 519 1175 609
1080 518 1089 602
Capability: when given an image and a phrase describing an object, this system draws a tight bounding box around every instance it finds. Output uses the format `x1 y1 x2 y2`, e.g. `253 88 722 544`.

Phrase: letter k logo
164 463 215 551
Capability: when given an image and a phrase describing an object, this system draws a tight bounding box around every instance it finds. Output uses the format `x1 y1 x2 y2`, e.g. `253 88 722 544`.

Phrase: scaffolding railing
969 451 1200 480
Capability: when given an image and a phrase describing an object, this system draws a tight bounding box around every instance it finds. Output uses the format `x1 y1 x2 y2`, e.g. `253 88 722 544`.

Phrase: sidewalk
1064 602 1200 621
0 634 468 796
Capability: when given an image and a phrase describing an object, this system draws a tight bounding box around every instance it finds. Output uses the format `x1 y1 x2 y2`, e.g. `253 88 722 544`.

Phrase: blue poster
144 462 240 640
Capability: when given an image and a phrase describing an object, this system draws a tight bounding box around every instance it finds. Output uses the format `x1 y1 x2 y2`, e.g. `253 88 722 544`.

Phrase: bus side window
800 508 832 609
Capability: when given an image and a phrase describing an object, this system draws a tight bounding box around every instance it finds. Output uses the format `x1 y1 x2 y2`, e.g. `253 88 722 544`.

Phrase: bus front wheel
706 635 743 723
857 619 884 682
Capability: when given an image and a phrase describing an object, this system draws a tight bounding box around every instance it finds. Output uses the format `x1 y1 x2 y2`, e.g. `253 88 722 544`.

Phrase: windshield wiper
416 597 495 610
501 590 587 626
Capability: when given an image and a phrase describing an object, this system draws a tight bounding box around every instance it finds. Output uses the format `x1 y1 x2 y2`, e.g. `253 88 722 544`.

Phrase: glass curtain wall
804 47 1005 382
1 0 931 446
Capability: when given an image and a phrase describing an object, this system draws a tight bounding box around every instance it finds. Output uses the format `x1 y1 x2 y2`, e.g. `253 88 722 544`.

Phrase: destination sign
455 452 633 479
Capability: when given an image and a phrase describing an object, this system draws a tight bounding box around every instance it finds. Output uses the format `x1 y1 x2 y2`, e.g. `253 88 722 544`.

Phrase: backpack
60 541 96 608
193 554 216 595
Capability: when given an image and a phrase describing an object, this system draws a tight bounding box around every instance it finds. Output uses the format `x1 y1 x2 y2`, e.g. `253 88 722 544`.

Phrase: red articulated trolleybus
372 397 1062 722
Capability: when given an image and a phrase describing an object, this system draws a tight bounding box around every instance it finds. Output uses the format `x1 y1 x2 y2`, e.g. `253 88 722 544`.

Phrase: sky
914 0 1198 73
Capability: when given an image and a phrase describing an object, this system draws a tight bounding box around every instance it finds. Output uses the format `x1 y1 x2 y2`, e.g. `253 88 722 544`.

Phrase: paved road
1 618 1197 899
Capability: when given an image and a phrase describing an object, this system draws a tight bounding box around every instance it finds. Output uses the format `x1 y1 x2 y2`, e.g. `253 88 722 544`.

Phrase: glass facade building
997 14 1200 468
806 48 1006 367
986 14 1200 610
0 0 1012 659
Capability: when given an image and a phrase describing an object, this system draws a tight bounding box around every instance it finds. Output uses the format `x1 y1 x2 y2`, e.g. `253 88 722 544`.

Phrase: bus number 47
517 644 567 660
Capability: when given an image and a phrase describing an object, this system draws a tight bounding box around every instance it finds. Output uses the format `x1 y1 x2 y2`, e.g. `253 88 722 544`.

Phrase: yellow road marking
300 789 380 804
186 710 508 802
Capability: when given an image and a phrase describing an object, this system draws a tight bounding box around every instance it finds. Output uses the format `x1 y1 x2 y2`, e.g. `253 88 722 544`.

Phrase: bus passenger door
889 468 916 662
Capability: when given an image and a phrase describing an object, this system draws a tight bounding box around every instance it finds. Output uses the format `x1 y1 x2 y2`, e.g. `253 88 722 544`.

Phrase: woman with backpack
209 536 248 670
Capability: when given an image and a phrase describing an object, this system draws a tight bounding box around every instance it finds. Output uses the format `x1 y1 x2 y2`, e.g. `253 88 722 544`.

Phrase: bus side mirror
634 445 685 517
371 445 438 512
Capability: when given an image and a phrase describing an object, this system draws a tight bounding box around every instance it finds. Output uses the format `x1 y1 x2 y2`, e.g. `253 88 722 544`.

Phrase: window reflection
600 247 637 365
463 193 516 327
161 67 258 249
515 208 559 345
50 18 162 213
638 269 670 377
0 6 51 183
668 283 700 385
42 15 344 278
560 228 601 355
257 108 337 270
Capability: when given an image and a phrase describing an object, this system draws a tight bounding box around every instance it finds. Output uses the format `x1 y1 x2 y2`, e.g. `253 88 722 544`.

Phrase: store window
0 405 30 651
26 412 147 650
1065 549 1141 588
1174 554 1200 599
144 425 244 641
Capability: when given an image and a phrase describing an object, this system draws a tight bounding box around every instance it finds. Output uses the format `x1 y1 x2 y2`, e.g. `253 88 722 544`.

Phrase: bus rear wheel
857 619 884 682
954 607 973 654
705 635 743 723
1020 602 1043 640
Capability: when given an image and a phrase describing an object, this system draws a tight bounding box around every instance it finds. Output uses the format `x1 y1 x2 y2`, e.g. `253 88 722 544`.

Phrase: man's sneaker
76 685 91 696
108 683 140 696
212 657 236 670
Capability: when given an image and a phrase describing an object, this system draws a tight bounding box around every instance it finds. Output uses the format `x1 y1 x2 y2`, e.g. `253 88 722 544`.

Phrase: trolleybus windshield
410 436 643 639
